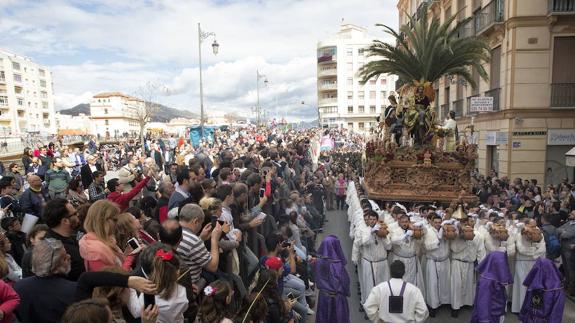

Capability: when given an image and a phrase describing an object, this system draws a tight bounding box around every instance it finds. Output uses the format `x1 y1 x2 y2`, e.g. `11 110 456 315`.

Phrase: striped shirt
176 227 211 284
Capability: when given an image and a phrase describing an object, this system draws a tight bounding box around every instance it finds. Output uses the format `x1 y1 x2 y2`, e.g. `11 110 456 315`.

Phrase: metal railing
549 0 575 13
453 99 464 117
319 83 337 91
467 94 480 115
318 68 337 77
476 0 504 34
485 88 501 111
551 83 575 107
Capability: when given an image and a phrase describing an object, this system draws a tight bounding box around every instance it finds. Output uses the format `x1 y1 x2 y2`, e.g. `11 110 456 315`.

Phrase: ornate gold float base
364 144 478 204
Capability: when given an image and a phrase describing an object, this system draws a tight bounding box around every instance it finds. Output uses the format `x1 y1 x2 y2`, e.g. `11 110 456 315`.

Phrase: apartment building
0 49 57 134
317 24 398 133
89 92 142 139
398 0 575 185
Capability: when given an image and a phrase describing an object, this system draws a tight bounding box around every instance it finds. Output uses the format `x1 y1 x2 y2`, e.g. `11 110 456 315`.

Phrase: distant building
89 92 142 139
398 0 575 185
316 24 397 133
0 48 57 134
55 112 91 135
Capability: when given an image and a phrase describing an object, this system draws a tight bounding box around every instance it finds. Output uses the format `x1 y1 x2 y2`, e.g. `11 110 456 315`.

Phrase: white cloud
1 0 398 120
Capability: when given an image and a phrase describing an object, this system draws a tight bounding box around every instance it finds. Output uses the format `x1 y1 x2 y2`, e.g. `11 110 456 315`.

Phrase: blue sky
0 0 398 121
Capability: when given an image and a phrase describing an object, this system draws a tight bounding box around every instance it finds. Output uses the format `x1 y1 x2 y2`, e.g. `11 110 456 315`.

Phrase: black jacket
44 229 85 281
19 187 49 217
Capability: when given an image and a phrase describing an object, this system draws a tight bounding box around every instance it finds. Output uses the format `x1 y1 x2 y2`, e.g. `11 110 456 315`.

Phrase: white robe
364 278 429 323
511 234 546 313
390 234 425 297
450 234 485 310
358 227 392 304
424 233 451 309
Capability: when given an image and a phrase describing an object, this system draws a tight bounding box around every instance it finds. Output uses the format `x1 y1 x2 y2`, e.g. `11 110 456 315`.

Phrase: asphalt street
313 208 575 323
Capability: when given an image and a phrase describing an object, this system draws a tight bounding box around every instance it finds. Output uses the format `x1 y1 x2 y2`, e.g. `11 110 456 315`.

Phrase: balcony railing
549 0 575 13
318 68 337 77
319 97 338 105
319 83 337 91
485 88 501 111
466 94 480 115
441 103 449 119
453 99 464 117
476 0 504 34
551 83 575 107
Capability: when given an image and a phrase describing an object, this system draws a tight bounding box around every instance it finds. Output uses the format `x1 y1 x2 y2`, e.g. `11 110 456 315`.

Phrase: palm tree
358 10 490 89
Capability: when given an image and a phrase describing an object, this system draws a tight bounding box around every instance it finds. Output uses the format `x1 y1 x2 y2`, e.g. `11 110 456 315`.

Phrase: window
0 96 7 106
0 71 4 81
39 69 45 77
347 91 353 99
41 91 47 98
370 105 376 113
346 48 353 56
13 74 21 82
14 86 22 94
12 62 20 70
105 120 109 125
380 79 387 85
40 80 46 87
348 122 353 129
17 98 23 106
348 106 353 113
104 108 108 114
33 91 36 97
358 48 365 56
347 78 353 86
359 122 365 130
42 101 48 109
359 92 365 99
369 79 376 85
369 91 376 99
381 91 387 99
359 105 365 113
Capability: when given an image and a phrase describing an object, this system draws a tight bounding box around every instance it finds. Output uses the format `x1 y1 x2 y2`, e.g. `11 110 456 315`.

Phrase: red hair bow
155 249 173 261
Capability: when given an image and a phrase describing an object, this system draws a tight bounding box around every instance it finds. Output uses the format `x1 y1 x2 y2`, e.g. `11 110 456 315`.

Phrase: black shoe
429 308 436 318
359 305 364 312
451 309 459 318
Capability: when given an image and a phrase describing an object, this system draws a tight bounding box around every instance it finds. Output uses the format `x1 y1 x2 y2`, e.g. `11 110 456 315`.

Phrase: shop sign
548 129 575 146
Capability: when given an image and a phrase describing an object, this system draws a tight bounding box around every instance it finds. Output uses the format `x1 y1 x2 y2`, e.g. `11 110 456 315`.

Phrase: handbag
388 281 407 314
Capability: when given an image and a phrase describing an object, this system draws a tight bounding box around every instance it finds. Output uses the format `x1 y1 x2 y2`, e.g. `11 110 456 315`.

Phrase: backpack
543 228 561 259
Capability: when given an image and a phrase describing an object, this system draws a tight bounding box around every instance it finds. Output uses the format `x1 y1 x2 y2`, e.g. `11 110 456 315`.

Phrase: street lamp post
300 101 321 128
197 23 219 138
256 70 268 127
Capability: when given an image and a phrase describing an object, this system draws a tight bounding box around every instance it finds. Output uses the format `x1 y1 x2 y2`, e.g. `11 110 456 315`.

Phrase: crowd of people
348 169 571 321
0 125 362 323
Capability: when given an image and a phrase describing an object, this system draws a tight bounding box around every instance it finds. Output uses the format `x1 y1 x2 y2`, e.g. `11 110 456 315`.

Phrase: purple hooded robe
471 251 513 323
314 235 350 323
519 257 565 323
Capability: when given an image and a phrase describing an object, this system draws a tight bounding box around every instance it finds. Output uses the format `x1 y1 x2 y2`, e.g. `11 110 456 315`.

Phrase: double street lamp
197 23 219 138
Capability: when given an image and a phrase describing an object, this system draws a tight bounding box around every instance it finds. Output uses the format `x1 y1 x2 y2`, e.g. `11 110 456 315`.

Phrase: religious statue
400 81 436 146
382 94 402 145
440 110 458 152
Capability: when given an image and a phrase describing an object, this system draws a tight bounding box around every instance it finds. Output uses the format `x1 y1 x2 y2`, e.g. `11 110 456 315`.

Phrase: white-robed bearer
364 260 429 323
511 218 546 313
450 222 486 318
390 213 426 296
424 215 454 317
359 210 392 305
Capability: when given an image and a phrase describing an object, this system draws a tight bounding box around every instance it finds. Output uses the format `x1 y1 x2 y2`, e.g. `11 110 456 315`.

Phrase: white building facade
55 112 91 135
0 49 57 134
317 24 397 133
90 92 142 139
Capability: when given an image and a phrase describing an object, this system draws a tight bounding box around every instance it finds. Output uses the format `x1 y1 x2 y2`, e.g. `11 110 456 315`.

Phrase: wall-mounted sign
548 129 575 146
470 97 494 112
485 131 508 145
513 131 547 136
512 141 521 148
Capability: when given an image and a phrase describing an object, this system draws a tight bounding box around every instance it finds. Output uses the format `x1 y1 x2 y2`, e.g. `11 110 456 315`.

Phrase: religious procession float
363 81 478 204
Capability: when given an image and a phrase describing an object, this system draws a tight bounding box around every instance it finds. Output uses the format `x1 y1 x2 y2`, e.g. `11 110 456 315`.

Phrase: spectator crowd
0 125 360 323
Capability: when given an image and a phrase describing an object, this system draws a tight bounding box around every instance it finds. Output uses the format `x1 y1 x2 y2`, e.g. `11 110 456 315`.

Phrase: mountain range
59 103 199 122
